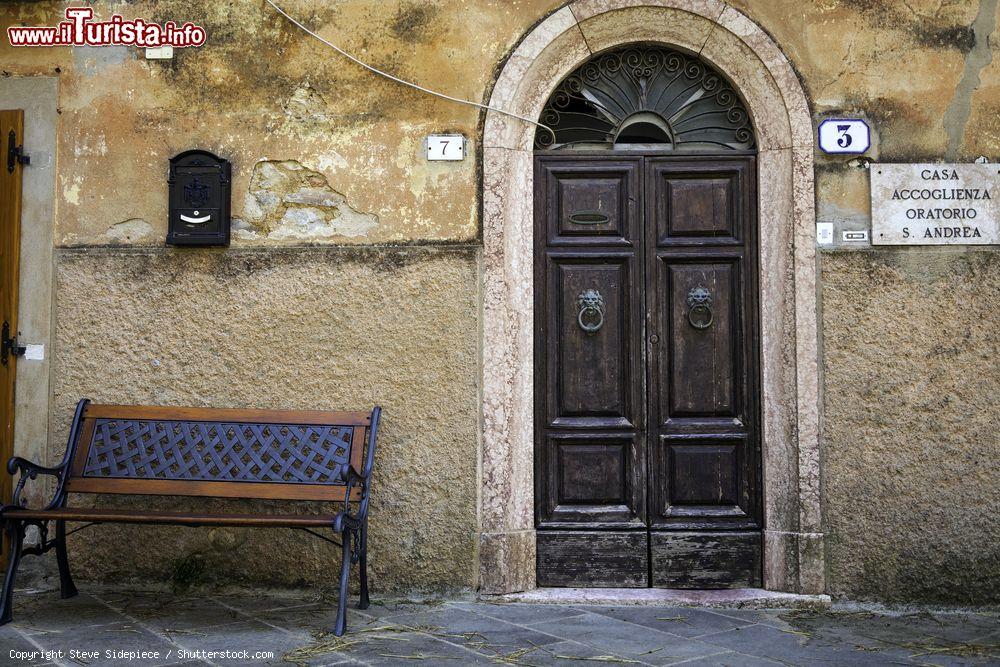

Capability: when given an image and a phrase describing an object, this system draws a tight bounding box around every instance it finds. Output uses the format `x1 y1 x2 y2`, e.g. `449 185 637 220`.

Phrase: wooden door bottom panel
537 531 649 587
650 531 761 589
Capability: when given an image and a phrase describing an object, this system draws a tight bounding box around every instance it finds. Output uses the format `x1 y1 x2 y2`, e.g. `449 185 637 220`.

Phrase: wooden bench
0 399 381 636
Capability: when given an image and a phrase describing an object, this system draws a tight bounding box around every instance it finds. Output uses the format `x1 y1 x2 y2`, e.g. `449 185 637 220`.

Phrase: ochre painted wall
1 1 997 246
1 0 998 600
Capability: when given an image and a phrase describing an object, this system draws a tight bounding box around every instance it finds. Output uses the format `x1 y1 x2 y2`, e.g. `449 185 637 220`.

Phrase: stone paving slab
0 588 997 666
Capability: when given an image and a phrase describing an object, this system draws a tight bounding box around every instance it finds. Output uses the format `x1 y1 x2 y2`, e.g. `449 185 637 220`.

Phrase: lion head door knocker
686 286 714 330
577 289 605 335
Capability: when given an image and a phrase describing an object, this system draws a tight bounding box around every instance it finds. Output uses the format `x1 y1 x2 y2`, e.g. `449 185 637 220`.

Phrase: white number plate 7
427 134 465 161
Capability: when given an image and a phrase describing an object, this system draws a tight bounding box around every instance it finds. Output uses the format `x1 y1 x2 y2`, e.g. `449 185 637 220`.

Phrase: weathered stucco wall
732 0 1000 246
3 1 995 247
0 0 560 246
1 0 999 601
51 247 480 592
821 249 1000 604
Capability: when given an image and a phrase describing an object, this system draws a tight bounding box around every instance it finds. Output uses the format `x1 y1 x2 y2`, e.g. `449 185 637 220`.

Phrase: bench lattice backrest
64 405 371 501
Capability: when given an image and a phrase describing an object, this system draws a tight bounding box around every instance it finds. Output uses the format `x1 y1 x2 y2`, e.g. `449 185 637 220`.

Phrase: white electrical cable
263 0 556 144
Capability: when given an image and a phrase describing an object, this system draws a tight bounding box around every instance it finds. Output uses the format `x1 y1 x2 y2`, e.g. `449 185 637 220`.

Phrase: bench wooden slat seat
2 508 342 528
0 399 381 636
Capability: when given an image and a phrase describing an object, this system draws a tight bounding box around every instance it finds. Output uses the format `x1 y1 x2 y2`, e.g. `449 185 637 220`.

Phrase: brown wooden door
0 110 25 570
535 153 761 588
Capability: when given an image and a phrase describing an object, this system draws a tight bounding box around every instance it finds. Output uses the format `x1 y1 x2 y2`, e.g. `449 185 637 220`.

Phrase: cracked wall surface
237 160 379 242
1 0 998 601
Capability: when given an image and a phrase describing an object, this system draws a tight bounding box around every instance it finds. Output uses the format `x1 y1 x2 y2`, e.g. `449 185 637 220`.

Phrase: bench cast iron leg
0 521 25 625
358 520 369 610
333 529 352 636
55 520 78 599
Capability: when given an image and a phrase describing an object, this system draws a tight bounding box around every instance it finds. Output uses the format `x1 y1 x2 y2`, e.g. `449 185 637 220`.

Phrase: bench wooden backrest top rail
63 404 372 502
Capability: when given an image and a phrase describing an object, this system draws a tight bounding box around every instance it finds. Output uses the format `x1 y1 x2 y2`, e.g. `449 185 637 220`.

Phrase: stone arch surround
479 0 823 595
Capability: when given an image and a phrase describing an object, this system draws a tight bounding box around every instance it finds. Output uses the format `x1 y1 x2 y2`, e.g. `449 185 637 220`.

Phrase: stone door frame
480 1 823 595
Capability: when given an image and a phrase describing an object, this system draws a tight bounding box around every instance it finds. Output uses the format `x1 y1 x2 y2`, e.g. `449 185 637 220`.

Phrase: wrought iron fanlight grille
535 46 756 151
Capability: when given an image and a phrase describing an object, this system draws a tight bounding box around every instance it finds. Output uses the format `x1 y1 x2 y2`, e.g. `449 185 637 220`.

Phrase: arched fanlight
535 45 756 151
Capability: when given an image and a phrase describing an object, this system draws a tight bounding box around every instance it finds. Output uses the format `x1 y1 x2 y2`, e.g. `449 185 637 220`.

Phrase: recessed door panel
539 160 640 246
547 255 636 428
540 432 643 527
651 434 754 529
648 159 751 245
666 178 732 236
668 442 739 506
656 259 741 424
558 441 626 504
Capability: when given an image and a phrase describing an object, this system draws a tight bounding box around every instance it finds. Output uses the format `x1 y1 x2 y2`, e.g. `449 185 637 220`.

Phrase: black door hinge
7 129 29 174
1 321 26 366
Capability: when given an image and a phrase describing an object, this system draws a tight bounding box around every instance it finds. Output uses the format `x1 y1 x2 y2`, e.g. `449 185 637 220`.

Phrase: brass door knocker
577 289 605 334
687 286 714 330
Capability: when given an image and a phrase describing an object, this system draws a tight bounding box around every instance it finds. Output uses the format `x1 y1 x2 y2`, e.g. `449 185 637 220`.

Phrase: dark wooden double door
534 153 762 588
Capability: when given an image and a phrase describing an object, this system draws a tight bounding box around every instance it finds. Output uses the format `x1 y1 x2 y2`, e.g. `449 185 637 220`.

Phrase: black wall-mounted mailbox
167 149 231 246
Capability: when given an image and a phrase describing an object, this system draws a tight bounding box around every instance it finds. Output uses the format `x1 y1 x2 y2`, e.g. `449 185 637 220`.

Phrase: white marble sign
871 164 999 245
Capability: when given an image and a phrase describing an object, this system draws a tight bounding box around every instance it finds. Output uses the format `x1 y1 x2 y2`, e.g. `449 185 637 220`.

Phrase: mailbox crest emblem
167 149 231 246
184 176 211 208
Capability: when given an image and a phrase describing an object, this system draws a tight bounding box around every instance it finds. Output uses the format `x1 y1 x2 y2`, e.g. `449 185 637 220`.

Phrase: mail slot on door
167 149 231 246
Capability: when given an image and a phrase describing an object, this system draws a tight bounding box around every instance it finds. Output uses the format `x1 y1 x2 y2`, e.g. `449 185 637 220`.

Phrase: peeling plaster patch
943 0 998 158
63 178 83 206
393 124 456 207
283 83 330 122
106 219 154 244
314 151 349 173
240 160 378 242
74 132 108 157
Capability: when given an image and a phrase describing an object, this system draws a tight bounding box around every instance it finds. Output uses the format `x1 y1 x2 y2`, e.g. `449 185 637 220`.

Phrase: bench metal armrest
4 399 89 514
8 457 64 477
333 470 364 533
337 406 381 530
6 456 70 511
338 467 367 523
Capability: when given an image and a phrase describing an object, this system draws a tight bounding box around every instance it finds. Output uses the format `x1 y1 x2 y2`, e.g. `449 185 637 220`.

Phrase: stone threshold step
486 587 832 610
